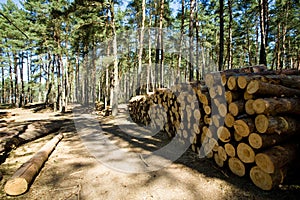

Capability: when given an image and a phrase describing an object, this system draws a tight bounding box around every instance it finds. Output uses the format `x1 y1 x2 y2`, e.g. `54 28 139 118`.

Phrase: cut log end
247 80 259 94
217 126 231 143
250 166 284 191
234 119 253 137
228 157 245 177
248 133 262 149
255 115 269 133
252 99 267 114
224 113 235 128
255 153 274 174
237 143 255 163
225 143 236 157
4 177 28 196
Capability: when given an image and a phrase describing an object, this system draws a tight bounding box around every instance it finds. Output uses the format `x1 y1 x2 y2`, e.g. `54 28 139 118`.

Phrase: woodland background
0 0 299 115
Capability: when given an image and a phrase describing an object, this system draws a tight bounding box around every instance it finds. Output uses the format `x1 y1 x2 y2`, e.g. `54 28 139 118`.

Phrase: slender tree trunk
219 0 224 71
19 52 25 107
1 48 4 103
227 0 233 69
110 0 119 116
75 50 80 103
147 8 153 93
195 7 200 80
13 53 19 107
189 0 195 81
155 0 164 88
136 0 146 95
1 64 4 103
259 0 268 66
177 0 185 82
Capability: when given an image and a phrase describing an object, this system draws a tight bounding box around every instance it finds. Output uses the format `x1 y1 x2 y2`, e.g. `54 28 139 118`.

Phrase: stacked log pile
202 68 300 190
128 66 300 191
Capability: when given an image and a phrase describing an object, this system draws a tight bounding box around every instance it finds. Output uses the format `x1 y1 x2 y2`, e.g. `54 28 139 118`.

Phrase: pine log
4 133 64 196
245 99 255 115
229 100 245 117
255 115 300 134
199 92 210 105
228 157 246 177
237 75 257 89
234 118 255 137
227 76 238 90
224 143 236 157
250 166 286 191
225 91 241 104
224 113 235 128
248 132 292 149
280 75 300 89
237 142 255 163
252 98 300 115
255 143 297 174
234 131 243 142
217 146 227 162
203 105 211 115
0 111 12 119
247 80 300 97
218 103 227 117
217 126 231 143
244 91 254 100
205 72 227 88
201 126 213 144
214 152 224 167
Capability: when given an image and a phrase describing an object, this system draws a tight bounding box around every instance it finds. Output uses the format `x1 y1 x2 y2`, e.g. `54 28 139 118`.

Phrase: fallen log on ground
4 133 64 196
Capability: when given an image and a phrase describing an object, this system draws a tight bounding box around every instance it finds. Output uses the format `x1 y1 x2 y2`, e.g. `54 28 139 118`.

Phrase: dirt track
0 106 300 200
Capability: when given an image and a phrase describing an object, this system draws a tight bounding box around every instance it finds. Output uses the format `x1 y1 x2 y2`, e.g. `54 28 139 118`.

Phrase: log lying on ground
250 165 286 191
1 120 65 164
0 111 12 119
4 133 64 196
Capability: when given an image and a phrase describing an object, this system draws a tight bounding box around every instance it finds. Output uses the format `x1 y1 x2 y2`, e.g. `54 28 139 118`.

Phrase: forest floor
0 105 300 200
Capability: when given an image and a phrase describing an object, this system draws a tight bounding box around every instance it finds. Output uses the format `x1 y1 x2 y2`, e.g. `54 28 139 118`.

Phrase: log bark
4 133 64 196
247 80 300 97
255 143 297 174
248 132 292 149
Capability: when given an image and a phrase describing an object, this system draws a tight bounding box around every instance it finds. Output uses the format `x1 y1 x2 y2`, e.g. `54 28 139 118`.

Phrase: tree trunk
227 0 233 69
259 0 268 66
136 0 146 95
189 0 195 82
218 0 224 71
110 0 119 116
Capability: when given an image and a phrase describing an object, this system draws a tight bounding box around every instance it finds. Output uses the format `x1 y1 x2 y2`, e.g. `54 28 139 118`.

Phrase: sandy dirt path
0 106 299 199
